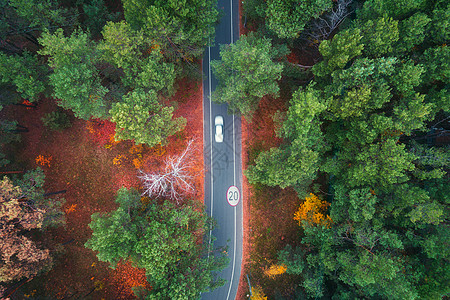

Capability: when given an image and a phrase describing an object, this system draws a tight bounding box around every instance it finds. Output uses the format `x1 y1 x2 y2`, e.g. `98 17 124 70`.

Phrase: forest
232 0 448 299
1 0 226 299
0 0 449 299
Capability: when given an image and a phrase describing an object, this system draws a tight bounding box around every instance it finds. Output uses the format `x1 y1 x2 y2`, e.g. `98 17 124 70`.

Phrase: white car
215 115 224 143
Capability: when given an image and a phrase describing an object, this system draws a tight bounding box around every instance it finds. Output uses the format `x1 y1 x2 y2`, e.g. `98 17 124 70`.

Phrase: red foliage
22 100 35 109
86 119 117 147
166 79 205 202
286 49 300 64
111 260 151 298
35 154 52 167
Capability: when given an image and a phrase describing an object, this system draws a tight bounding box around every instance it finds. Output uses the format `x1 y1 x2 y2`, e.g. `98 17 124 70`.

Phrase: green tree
38 28 109 119
356 0 427 21
99 21 177 95
81 0 120 37
246 85 327 194
0 51 47 104
122 0 219 60
0 0 78 53
110 89 186 146
14 168 65 228
0 120 22 146
396 13 431 53
265 0 332 39
85 187 228 299
279 178 449 298
41 110 72 131
359 16 399 57
430 2 450 44
254 2 450 298
420 46 449 84
312 28 364 78
121 51 176 95
211 33 285 117
98 21 145 69
84 188 141 265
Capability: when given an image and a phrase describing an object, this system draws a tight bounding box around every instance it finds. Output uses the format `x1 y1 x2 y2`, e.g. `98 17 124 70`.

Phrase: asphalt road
201 0 242 299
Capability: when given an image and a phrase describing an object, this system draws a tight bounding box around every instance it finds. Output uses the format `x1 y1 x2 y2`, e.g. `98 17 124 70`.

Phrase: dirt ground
3 77 204 299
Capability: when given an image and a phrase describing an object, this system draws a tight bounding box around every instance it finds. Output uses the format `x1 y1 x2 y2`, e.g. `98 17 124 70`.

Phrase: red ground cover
236 98 304 299
236 3 303 298
3 77 204 299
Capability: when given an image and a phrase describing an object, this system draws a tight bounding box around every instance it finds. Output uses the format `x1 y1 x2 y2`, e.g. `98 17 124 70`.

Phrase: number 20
228 190 238 201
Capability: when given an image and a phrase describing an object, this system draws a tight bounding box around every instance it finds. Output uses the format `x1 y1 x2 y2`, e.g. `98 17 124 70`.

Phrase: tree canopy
0 51 47 103
122 0 219 60
211 33 286 118
110 89 186 146
246 0 450 298
38 23 185 144
85 187 228 299
0 169 65 287
38 28 109 120
265 0 333 39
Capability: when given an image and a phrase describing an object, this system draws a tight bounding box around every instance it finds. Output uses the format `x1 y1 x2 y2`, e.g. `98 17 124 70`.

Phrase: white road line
227 207 237 300
226 0 236 298
230 0 234 44
207 42 214 260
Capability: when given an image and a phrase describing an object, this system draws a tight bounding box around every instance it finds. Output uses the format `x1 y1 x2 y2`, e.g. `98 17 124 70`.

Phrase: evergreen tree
246 84 327 194
122 0 219 61
110 89 185 146
211 33 286 118
264 0 333 39
38 28 109 119
99 21 177 96
0 51 47 103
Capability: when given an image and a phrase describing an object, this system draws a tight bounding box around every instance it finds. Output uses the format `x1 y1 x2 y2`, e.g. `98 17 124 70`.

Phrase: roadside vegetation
0 0 226 299
227 0 449 298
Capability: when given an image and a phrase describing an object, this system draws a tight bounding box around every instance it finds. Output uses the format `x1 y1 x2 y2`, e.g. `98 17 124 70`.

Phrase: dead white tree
306 0 353 43
138 139 197 202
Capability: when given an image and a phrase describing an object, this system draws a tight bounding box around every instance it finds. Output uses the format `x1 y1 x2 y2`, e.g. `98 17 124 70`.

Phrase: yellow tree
294 193 332 227
251 285 268 300
263 264 287 278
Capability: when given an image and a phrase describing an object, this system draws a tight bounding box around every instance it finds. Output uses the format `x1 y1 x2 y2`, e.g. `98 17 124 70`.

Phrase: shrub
41 111 71 131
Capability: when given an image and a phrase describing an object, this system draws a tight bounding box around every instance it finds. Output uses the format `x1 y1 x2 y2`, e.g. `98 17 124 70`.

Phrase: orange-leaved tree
294 193 332 227
263 264 287 278
251 285 268 300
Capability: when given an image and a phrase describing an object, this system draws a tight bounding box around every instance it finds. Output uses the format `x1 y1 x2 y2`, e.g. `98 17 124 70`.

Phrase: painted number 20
226 186 240 206
229 190 239 201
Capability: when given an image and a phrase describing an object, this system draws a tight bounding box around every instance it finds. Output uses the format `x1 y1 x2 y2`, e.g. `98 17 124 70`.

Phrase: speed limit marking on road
226 186 240 206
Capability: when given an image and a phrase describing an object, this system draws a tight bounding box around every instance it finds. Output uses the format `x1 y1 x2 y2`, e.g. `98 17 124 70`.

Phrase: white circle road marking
227 186 240 206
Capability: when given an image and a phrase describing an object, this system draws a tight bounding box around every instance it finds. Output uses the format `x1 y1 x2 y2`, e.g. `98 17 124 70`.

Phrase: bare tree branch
304 0 353 45
138 139 198 203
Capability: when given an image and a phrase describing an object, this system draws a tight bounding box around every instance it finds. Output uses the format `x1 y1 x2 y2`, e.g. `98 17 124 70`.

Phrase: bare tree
138 139 197 202
306 0 353 44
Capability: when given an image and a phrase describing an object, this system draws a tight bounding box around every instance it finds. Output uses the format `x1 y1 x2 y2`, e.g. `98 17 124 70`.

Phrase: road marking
227 186 240 206
230 0 234 44
204 1 238 297
207 42 214 260
226 207 237 300
226 0 236 298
